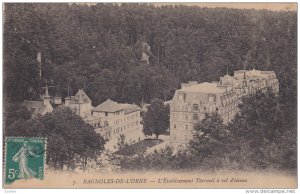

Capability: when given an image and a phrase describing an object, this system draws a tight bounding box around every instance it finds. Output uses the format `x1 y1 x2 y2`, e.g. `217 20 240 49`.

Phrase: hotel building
170 69 279 146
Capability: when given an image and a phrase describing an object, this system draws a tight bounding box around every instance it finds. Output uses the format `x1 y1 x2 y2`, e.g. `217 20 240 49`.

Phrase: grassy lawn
115 138 163 156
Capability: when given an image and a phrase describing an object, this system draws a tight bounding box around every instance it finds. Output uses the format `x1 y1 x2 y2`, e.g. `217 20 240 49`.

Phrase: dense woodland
3 3 297 172
4 4 296 106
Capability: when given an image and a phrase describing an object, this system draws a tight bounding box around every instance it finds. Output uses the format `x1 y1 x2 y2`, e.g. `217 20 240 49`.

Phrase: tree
187 113 236 169
4 102 32 129
194 113 226 140
143 98 169 139
227 89 295 170
6 107 106 170
115 134 129 150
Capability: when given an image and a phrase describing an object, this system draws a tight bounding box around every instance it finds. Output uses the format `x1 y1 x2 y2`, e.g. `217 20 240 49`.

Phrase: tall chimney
37 52 42 78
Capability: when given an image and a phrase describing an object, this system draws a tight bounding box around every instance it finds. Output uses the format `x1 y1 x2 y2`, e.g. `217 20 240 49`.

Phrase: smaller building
65 89 92 118
92 99 141 140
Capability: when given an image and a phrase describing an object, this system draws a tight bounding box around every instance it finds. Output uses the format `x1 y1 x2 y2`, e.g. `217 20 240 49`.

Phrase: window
193 124 197 129
104 121 108 127
203 107 206 111
193 104 199 111
178 92 186 101
185 115 188 121
193 114 199 121
185 125 188 130
174 124 176 129
216 108 219 112
105 112 108 117
185 136 188 141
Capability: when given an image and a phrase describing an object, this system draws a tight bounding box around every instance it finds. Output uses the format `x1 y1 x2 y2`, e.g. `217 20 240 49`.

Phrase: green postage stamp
4 137 47 185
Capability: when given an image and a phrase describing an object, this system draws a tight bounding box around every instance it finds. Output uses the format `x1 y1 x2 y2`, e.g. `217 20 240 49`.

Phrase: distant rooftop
179 82 227 94
92 99 140 113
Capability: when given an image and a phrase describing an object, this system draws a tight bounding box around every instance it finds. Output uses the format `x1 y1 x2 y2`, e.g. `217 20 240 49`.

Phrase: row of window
126 113 139 120
126 120 139 128
171 113 205 121
171 134 190 142
173 124 192 132
92 121 101 128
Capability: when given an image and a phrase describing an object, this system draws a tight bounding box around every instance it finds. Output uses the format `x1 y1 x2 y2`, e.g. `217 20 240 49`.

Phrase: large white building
170 69 279 147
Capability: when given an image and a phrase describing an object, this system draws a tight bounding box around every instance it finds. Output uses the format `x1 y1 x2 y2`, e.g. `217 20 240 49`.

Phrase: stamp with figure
4 137 47 185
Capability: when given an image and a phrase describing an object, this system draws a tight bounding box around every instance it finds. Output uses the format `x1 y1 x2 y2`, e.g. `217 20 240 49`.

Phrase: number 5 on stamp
5 137 46 185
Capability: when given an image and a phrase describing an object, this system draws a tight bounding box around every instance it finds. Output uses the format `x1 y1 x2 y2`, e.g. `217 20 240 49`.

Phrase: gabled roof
92 99 125 112
23 100 49 115
92 99 141 113
70 89 91 104
122 104 141 114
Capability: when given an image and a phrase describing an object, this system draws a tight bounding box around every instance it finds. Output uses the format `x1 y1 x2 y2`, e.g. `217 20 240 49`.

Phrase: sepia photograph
1 1 297 190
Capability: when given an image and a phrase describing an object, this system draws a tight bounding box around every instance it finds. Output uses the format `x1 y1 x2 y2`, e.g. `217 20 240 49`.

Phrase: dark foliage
143 98 170 139
3 4 296 115
5 108 106 170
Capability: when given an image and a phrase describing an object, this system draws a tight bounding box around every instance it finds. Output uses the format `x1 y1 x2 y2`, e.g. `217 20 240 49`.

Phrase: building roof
70 89 91 104
23 100 48 115
179 82 227 94
92 99 125 112
92 99 141 113
234 69 275 79
122 104 141 114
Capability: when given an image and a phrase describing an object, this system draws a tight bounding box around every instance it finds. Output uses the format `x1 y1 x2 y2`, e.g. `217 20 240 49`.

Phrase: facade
170 69 279 146
64 89 141 140
92 99 141 140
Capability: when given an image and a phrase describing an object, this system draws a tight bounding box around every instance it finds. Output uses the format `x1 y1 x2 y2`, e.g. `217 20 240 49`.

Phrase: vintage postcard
2 2 297 189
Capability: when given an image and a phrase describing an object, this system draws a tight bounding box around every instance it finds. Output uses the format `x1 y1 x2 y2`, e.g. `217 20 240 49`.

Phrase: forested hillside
4 3 296 120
